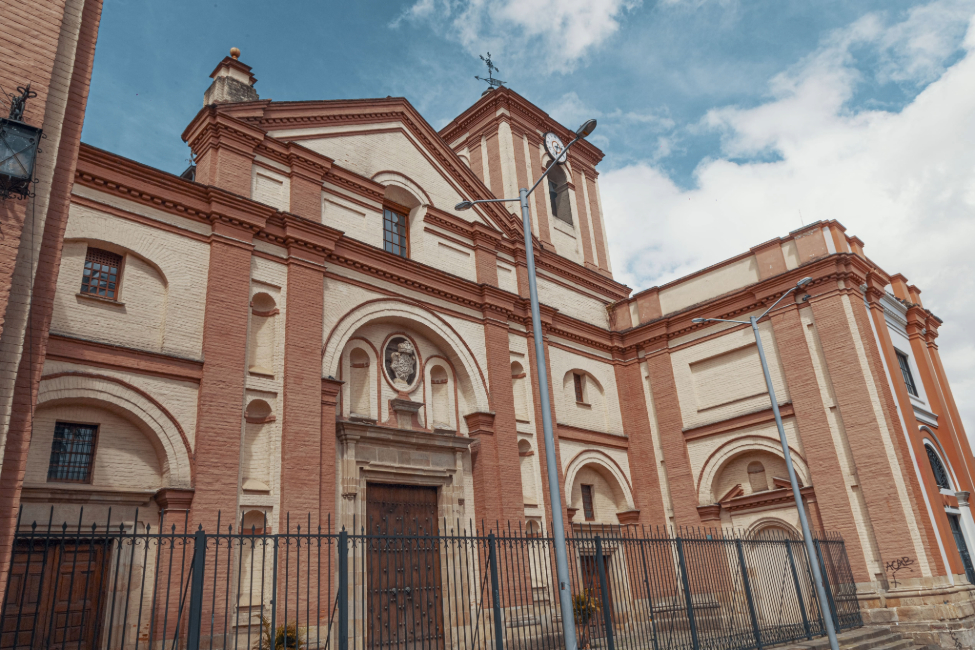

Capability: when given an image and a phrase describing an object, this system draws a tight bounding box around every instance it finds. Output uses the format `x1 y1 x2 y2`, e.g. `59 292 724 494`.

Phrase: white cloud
601 4 975 437
394 0 640 73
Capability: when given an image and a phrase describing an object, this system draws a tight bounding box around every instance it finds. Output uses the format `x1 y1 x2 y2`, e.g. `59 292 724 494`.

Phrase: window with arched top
747 461 769 493
430 365 450 428
926 444 952 490
248 293 278 376
511 361 529 421
547 165 572 225
349 348 372 418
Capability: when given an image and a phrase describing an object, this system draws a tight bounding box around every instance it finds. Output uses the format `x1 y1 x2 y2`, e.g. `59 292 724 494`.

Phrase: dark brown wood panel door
1 542 106 650
366 484 443 650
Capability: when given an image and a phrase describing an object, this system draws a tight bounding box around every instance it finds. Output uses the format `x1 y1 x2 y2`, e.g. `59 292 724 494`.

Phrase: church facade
2 48 974 635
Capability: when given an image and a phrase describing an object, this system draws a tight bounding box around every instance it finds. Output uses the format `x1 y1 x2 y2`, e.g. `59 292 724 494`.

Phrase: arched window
547 165 571 225
926 444 952 490
747 461 769 493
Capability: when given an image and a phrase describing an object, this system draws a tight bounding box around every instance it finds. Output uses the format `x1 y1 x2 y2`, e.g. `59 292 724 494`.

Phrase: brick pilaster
770 306 870 580
0 0 104 600
571 167 596 269
614 357 667 526
585 175 609 273
809 292 921 572
644 346 701 528
279 254 326 526
190 233 253 531
528 332 568 530
862 292 948 576
477 317 524 526
320 378 343 527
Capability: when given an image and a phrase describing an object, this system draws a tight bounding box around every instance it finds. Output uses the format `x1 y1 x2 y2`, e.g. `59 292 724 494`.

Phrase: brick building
1 37 975 645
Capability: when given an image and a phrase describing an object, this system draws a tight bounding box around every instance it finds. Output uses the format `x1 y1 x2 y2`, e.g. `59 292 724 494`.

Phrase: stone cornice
621 254 874 350
439 87 605 169
213 97 523 239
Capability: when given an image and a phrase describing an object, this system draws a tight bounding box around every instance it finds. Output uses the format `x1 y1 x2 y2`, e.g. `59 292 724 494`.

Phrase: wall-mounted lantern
0 85 42 201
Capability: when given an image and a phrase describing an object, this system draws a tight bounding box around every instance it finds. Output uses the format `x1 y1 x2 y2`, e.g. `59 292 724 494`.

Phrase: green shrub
253 615 304 650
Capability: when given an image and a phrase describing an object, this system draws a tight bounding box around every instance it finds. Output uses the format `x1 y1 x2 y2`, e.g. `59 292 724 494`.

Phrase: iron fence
0 508 860 650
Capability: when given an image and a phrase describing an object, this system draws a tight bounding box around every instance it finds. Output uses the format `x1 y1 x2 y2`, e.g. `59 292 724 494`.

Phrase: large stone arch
563 449 636 511
697 435 811 505
322 299 490 413
37 372 193 488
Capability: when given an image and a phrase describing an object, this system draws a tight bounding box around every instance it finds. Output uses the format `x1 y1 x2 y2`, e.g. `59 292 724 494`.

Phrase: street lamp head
797 277 813 288
454 201 474 211
692 318 706 324
575 119 597 138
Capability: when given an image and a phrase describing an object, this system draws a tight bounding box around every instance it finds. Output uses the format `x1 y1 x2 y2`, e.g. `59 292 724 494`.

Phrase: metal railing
0 508 860 650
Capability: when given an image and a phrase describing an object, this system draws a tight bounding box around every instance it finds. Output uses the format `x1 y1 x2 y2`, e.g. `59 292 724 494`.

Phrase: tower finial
475 53 506 91
230 47 241 60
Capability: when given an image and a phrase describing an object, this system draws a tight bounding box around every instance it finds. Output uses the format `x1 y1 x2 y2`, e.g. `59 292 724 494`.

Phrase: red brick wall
290 175 322 221
477 320 525 526
529 337 569 530
809 292 919 572
280 258 325 526
644 348 701 527
190 234 252 531
0 0 104 600
865 299 949 576
770 306 871 580
614 358 667 525
852 296 942 574
320 378 343 528
485 133 505 200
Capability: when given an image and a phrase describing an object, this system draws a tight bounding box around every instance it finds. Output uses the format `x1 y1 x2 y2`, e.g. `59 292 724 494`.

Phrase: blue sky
82 0 975 435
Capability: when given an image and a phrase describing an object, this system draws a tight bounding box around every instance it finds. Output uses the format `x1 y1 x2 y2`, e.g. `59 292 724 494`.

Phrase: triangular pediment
215 98 519 239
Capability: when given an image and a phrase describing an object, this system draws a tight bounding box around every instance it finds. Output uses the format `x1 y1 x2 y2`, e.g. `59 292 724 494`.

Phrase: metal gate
0 508 861 650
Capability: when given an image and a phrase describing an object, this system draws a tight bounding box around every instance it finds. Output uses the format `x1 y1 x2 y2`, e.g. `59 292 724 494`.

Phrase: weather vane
475 53 506 90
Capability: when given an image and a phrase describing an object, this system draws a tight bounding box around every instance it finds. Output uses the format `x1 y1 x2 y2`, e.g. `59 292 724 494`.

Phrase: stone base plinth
857 576 975 649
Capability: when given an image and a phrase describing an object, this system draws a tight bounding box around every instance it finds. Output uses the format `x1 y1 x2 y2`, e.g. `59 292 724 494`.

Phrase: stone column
955 492 975 566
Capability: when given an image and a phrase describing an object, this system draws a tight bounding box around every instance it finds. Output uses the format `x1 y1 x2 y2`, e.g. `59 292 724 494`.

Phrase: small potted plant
572 589 600 649
253 615 304 650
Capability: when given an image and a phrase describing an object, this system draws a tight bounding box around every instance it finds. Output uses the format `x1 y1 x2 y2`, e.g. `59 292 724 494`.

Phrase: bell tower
439 87 613 277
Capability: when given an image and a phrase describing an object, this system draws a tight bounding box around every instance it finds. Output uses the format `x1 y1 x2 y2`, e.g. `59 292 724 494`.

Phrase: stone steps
774 625 927 650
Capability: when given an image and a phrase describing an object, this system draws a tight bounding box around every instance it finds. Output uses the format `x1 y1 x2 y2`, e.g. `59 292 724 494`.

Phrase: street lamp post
692 278 840 650
456 118 597 650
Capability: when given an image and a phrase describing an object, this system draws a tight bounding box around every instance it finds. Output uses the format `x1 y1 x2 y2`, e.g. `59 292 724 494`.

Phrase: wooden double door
0 542 106 650
365 484 444 650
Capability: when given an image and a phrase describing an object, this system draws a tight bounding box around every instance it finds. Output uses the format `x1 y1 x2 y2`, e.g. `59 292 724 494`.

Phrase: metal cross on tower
475 53 506 89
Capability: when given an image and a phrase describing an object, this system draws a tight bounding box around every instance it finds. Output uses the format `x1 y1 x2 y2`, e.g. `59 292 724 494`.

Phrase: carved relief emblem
384 336 417 390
